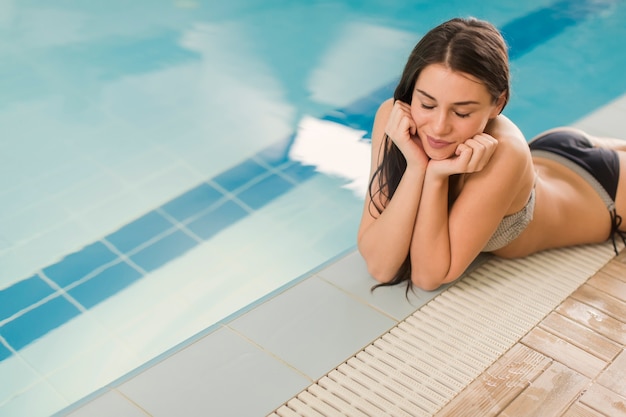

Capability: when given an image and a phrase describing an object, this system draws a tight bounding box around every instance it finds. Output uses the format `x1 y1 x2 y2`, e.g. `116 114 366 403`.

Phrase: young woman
357 17 626 292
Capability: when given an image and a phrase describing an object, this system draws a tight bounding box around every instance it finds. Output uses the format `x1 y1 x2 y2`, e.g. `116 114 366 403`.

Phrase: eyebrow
415 89 481 106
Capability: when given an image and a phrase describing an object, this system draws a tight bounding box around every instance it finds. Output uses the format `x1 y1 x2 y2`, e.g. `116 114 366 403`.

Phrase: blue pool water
1 0 626 415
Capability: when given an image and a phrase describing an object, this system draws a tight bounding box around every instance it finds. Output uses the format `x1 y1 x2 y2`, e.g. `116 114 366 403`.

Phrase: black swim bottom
529 129 624 254
529 129 620 200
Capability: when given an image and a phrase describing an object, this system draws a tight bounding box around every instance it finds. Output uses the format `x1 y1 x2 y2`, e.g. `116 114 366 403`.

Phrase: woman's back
494 147 616 257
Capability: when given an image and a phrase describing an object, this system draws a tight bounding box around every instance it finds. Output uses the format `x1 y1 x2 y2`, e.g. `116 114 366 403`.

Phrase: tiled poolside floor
58 244 625 417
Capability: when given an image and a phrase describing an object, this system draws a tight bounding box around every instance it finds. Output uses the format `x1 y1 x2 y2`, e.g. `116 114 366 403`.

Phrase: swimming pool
1 1 626 415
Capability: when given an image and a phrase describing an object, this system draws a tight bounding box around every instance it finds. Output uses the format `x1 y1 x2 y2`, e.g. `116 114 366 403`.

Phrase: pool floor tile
117 327 311 417
186 200 248 240
128 229 198 273
0 379 68 417
0 274 56 322
159 182 225 223
0 354 39 405
68 261 143 309
47 340 142 404
254 135 294 167
213 158 269 192
0 295 82 351
229 275 397 379
235 173 295 210
63 390 147 417
17 309 112 376
42 242 119 288
105 210 175 254
0 343 11 362
279 161 318 183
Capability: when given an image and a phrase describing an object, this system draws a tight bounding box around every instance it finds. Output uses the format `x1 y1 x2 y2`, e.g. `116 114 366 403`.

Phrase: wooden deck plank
579 383 626 417
539 311 622 362
571 284 626 322
561 402 607 417
499 362 589 417
521 327 607 379
556 298 626 345
587 271 626 302
433 344 551 417
598 260 626 283
596 349 626 398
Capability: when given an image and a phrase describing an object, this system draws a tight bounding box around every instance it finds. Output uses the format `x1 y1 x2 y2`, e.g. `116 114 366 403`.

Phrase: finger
394 100 410 109
458 140 489 172
472 132 497 144
455 143 473 164
472 134 498 155
394 101 417 135
463 139 486 162
465 135 498 169
409 119 417 136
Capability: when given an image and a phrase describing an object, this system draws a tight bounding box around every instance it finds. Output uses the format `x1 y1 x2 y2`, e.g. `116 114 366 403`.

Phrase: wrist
425 164 450 184
404 162 427 178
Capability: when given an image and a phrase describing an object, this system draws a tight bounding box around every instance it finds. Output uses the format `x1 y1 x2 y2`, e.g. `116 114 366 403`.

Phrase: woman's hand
428 133 498 178
385 100 429 168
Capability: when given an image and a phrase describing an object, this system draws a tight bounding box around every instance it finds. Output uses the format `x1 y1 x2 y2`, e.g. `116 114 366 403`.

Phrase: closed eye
420 101 471 118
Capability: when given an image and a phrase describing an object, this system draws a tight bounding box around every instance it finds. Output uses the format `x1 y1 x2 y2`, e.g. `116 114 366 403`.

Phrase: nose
432 109 451 136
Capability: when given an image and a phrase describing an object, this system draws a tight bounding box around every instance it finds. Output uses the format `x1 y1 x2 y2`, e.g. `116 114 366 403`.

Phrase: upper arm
358 99 394 238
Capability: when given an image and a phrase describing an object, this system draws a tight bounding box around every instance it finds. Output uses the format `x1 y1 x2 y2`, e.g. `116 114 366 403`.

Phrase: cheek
410 107 427 126
460 117 490 137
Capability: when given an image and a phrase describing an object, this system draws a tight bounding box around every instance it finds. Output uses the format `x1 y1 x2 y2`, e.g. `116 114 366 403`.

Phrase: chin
426 149 454 161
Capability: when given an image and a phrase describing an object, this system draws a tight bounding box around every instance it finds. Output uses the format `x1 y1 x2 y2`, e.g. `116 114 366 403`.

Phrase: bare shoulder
486 114 531 166
372 99 394 140
488 115 526 147
459 116 535 217
370 98 395 157
468 115 533 190
377 97 395 115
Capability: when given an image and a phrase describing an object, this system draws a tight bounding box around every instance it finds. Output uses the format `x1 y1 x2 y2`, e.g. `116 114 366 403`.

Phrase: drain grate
268 243 616 417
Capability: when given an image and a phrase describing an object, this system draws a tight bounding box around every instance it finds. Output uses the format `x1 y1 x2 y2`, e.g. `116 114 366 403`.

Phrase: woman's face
411 63 504 160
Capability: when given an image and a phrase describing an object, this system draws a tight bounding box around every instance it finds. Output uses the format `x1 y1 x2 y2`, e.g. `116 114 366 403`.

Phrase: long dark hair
370 17 510 293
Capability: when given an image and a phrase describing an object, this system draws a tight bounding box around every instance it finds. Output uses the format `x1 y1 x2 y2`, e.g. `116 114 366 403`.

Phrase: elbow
365 262 395 285
411 278 443 292
411 270 459 292
357 245 397 284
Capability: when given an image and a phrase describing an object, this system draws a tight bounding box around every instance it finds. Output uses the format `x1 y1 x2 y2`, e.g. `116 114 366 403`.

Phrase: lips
426 135 453 150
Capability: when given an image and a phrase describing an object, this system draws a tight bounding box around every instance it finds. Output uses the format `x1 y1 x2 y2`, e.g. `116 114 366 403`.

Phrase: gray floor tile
318 250 492 321
62 390 147 417
229 276 397 379
117 327 310 417
316 250 444 320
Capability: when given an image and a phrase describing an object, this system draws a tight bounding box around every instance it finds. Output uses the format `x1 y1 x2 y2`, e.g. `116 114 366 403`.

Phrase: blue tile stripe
0 342 10 362
1 295 82 351
0 156 316 357
0 0 618 360
0 274 56 322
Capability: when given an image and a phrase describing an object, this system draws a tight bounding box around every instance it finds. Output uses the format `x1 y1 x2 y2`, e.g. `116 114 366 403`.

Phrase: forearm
358 165 425 282
409 173 453 290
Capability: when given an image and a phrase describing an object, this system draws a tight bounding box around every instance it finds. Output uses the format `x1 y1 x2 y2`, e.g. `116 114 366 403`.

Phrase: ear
490 92 507 118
